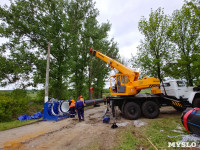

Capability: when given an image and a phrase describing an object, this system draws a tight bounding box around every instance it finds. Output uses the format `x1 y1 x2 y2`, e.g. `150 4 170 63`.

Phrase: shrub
0 89 29 122
11 89 27 99
0 96 13 122
35 90 44 104
11 89 28 118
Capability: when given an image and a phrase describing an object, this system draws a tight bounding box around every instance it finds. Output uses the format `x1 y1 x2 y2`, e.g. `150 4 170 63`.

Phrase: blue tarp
17 114 32 121
31 112 43 119
18 112 43 121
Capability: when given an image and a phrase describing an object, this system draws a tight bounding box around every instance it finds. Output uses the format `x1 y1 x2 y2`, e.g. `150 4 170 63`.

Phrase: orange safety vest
70 99 75 107
80 97 85 105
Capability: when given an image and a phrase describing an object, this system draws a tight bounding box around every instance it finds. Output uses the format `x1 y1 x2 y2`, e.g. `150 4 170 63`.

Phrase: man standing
76 97 84 122
69 97 76 118
80 95 85 105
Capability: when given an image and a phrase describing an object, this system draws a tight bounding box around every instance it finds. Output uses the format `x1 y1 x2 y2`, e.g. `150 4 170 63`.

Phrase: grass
0 119 41 131
116 126 142 150
27 90 38 99
0 90 43 131
145 117 184 149
114 116 189 150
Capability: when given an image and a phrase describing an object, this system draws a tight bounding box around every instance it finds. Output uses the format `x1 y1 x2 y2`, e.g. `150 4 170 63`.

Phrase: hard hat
70 97 72 99
80 95 83 98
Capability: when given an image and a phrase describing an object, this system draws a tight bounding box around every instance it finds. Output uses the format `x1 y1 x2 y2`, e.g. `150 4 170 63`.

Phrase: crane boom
89 48 139 82
89 48 160 96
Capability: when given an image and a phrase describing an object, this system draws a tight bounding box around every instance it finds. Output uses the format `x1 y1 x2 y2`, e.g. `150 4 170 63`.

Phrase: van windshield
177 81 185 87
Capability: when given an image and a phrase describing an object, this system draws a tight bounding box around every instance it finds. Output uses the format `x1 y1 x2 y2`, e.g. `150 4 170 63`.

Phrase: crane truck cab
110 74 127 94
161 80 200 107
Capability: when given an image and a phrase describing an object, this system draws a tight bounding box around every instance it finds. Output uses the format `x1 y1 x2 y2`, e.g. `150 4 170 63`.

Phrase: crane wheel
124 102 141 120
142 101 160 119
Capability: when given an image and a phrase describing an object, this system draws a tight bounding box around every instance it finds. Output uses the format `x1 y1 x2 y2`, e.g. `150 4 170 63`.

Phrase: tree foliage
132 8 172 80
0 89 28 121
132 0 200 85
168 0 200 86
0 0 119 99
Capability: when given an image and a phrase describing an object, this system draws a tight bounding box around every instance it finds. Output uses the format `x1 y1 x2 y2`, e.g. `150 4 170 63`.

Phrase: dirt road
0 104 181 150
1 104 119 150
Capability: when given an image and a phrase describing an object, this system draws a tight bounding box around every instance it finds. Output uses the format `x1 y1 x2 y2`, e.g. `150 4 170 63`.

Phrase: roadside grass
0 119 41 131
145 116 184 149
0 90 43 131
115 126 144 150
115 116 188 150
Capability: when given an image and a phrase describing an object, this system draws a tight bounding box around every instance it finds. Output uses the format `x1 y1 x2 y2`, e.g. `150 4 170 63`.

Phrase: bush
11 89 27 99
0 89 29 122
0 96 13 122
11 89 28 118
35 90 44 104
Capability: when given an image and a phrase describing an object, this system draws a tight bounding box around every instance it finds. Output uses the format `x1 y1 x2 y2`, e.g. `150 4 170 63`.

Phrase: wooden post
44 42 50 103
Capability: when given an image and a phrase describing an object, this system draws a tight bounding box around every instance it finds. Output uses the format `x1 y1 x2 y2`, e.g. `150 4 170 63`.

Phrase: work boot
82 117 84 121
79 119 81 122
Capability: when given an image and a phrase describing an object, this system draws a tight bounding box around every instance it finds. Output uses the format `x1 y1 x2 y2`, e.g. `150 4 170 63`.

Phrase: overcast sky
0 0 184 90
95 0 184 59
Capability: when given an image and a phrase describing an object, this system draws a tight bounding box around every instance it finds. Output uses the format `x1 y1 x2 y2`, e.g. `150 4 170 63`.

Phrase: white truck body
161 80 200 104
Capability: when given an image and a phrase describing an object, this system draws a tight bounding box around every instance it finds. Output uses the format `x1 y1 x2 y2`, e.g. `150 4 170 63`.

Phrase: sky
0 0 184 90
94 0 184 59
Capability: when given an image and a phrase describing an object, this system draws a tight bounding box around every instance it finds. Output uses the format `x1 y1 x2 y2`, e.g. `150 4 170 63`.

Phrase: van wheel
193 97 200 108
124 102 141 120
142 101 160 119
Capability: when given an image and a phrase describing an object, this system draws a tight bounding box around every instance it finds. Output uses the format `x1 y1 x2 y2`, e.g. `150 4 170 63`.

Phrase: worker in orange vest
69 97 76 118
80 95 85 105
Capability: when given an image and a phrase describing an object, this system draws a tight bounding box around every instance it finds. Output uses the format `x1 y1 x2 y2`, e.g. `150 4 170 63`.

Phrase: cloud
95 0 184 59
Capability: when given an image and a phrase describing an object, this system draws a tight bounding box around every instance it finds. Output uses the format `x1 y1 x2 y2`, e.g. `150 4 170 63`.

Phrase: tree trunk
157 63 161 81
187 64 193 86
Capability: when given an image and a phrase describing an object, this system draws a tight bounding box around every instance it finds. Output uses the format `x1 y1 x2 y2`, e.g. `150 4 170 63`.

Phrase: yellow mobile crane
89 49 192 125
89 48 162 120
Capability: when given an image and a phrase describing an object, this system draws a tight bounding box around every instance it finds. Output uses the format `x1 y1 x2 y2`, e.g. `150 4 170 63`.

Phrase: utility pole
44 42 50 103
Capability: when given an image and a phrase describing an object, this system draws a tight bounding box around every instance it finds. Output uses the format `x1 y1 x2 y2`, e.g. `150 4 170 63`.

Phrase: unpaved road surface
0 104 181 150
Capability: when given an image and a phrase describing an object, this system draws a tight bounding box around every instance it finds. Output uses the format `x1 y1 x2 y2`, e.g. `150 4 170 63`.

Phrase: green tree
89 39 119 98
131 8 173 80
0 0 119 99
168 0 200 86
0 0 69 97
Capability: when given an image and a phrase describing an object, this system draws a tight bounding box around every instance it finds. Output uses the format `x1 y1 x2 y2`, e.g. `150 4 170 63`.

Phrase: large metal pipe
85 98 104 106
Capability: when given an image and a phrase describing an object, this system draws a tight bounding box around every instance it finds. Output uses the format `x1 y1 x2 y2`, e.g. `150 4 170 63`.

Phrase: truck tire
124 102 141 120
142 101 160 119
193 97 200 108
